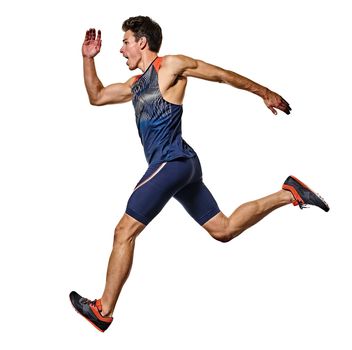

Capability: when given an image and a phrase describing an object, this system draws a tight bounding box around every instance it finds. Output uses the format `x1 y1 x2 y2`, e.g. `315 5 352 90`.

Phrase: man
70 16 329 332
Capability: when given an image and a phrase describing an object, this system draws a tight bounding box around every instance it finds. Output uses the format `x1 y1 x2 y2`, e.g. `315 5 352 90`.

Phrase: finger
89 28 94 40
283 105 291 115
96 40 102 52
97 29 102 41
284 103 292 114
92 28 96 40
280 98 291 112
279 101 287 109
85 30 90 42
285 101 291 111
269 106 277 115
278 104 289 115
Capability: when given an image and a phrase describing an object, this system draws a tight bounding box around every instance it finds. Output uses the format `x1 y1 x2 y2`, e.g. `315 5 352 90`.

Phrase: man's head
120 16 162 71
122 16 162 53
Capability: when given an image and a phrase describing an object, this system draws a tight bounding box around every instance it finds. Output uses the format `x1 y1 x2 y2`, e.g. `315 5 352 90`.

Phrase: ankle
102 310 113 318
281 189 294 203
100 298 113 317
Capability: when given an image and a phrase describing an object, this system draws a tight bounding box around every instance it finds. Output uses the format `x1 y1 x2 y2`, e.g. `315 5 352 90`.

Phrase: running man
70 16 329 332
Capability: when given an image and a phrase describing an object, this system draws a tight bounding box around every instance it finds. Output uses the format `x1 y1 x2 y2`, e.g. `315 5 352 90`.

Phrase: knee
211 231 233 243
113 223 138 246
210 227 243 243
204 212 243 243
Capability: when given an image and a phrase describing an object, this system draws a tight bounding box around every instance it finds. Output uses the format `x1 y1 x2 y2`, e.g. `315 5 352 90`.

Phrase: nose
120 46 124 54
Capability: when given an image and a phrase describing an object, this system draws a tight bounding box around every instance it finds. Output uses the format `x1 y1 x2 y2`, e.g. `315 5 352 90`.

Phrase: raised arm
82 28 133 106
163 55 291 115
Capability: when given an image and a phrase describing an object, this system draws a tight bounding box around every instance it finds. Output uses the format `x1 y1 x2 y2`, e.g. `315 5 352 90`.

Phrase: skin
82 28 293 317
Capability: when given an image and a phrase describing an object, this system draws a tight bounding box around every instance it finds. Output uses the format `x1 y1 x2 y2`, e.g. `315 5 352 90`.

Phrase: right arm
82 28 133 106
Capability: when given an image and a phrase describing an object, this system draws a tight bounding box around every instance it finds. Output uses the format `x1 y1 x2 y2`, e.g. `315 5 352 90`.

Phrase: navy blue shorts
125 156 220 226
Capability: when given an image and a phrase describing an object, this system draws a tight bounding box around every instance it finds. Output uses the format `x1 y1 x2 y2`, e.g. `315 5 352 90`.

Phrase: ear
139 36 148 50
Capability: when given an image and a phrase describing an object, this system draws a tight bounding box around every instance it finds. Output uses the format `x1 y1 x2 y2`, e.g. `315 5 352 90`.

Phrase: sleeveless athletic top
131 57 196 164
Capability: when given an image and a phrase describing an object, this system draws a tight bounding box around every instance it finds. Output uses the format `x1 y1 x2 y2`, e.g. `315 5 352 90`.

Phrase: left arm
164 55 291 115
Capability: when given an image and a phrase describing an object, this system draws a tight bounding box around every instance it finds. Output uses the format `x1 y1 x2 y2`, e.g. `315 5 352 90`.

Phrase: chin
126 61 137 71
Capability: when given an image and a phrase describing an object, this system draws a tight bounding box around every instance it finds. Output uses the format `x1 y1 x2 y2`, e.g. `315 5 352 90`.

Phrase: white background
1 0 351 349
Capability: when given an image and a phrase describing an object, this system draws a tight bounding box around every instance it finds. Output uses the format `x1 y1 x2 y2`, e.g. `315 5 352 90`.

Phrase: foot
282 175 329 212
69 291 113 332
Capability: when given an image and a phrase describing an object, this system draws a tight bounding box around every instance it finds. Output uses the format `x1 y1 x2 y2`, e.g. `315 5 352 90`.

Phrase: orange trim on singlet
133 74 142 84
153 56 163 72
133 57 163 84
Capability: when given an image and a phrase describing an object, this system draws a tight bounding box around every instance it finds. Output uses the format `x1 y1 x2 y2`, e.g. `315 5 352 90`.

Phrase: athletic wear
69 291 113 332
126 156 220 225
132 57 196 165
127 56 220 226
282 175 330 212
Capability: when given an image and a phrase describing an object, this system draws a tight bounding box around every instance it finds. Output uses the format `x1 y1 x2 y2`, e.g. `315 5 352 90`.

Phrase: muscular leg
203 189 294 242
100 213 145 317
99 159 193 317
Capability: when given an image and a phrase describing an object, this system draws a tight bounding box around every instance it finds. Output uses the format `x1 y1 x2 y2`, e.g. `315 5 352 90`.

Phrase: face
120 30 142 71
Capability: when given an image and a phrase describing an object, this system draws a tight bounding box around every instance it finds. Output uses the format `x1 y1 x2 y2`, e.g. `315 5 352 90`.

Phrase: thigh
126 159 194 225
174 180 221 226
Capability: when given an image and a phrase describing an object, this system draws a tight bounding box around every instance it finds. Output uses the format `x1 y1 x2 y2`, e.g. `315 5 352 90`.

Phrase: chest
132 69 172 119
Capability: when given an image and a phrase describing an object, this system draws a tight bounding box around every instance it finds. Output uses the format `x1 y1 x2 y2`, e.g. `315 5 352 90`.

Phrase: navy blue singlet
131 57 196 164
125 57 220 226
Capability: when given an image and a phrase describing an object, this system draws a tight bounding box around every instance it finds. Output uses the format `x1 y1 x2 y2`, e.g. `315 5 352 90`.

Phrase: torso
131 57 196 164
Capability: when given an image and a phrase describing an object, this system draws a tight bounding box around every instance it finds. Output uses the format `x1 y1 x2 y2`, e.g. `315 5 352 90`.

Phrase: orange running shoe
69 291 113 332
282 176 329 212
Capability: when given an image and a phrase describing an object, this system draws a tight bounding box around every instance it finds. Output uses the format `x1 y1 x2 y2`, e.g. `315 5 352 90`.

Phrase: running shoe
69 291 113 332
282 175 330 212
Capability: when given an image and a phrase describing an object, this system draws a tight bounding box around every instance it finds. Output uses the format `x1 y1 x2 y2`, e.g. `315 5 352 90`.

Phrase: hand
263 89 291 115
82 28 102 58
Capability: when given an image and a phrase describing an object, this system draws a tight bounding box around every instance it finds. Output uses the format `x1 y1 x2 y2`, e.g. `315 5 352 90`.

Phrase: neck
138 52 158 72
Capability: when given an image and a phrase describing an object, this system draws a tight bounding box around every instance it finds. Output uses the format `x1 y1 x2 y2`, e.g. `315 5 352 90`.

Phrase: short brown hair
122 16 162 53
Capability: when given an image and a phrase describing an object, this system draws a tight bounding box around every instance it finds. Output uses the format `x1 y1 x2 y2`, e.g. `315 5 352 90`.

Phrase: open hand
263 89 291 115
82 28 102 58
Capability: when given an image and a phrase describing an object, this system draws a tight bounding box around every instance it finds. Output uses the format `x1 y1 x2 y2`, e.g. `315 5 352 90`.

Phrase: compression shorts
125 156 220 226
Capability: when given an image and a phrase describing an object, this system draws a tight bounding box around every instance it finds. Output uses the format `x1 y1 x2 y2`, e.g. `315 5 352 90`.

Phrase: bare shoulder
126 75 138 87
161 54 197 76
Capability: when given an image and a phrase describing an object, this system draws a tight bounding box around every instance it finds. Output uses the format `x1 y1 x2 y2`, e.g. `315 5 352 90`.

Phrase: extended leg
203 189 293 242
69 214 146 331
101 213 145 316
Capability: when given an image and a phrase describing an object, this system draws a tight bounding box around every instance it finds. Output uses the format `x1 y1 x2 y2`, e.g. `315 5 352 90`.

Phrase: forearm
221 69 269 98
83 57 104 104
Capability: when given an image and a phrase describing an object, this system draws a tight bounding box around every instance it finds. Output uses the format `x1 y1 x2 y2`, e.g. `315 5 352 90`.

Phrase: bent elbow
89 97 103 106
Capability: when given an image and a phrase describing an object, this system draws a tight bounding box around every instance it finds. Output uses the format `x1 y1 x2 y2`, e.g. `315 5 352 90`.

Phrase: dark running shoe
282 175 330 212
69 291 113 332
